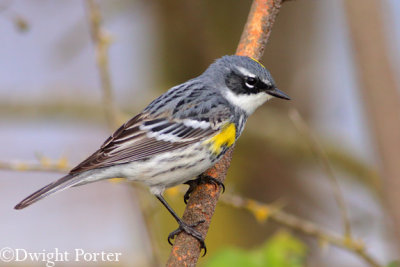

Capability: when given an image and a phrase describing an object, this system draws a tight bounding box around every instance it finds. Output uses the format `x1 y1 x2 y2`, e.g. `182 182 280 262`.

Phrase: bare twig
3 1 385 266
86 0 118 129
219 192 382 267
85 2 160 265
1 152 382 267
289 109 352 238
166 0 283 265
0 157 70 173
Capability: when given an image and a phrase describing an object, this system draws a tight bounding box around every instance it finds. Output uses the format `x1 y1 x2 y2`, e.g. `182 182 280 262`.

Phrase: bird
15 55 290 253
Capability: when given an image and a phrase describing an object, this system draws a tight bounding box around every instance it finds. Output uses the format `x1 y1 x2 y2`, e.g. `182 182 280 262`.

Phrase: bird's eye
245 77 257 88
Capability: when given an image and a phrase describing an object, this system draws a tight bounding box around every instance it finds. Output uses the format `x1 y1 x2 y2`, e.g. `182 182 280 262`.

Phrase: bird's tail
14 173 85 210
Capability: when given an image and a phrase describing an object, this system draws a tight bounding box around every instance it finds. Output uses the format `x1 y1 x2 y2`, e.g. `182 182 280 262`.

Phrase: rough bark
166 0 284 266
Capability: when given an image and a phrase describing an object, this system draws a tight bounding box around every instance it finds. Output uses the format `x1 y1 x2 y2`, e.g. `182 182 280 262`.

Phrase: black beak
267 87 291 100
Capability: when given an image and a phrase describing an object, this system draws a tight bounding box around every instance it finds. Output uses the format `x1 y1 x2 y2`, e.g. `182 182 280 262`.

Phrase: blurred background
1 0 400 266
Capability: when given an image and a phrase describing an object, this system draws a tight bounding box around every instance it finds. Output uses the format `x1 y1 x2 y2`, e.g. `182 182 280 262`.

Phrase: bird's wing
69 113 226 174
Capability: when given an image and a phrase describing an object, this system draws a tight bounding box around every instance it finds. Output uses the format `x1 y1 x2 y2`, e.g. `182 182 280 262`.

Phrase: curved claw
167 232 177 246
167 220 207 255
207 177 225 193
183 180 196 204
200 240 207 256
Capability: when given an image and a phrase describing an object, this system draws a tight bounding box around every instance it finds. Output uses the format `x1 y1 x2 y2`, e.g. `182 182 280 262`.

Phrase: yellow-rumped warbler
15 55 289 252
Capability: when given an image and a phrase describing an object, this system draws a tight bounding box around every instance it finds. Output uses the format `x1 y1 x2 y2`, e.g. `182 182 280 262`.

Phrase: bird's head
205 55 290 115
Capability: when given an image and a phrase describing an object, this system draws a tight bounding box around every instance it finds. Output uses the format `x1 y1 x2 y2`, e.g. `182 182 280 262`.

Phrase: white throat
224 90 273 115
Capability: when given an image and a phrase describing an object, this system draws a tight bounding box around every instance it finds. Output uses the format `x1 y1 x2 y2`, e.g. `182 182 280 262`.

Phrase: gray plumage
15 55 289 212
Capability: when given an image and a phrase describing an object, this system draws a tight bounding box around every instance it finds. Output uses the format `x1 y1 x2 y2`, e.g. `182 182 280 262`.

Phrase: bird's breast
203 123 236 155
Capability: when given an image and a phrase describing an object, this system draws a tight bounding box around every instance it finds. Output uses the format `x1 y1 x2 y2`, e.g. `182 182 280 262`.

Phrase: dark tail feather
15 173 83 210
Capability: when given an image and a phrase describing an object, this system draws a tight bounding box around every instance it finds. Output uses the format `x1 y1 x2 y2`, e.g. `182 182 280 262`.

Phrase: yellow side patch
249 57 265 69
109 178 125 183
204 123 236 155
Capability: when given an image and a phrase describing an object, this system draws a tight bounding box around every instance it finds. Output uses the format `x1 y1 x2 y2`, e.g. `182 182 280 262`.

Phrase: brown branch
166 0 283 265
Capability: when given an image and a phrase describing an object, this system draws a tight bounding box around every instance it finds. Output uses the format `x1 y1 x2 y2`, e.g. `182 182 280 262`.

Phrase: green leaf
204 230 307 267
263 231 307 267
387 261 400 267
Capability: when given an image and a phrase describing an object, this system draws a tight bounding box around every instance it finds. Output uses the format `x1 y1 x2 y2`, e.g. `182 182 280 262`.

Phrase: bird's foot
184 175 225 204
167 219 207 255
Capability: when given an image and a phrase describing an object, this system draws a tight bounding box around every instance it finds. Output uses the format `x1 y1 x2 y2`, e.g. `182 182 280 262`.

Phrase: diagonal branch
166 0 283 265
1 155 382 266
219 193 382 267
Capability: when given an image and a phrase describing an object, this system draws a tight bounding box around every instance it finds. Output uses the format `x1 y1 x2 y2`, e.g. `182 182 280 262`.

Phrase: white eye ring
245 77 257 88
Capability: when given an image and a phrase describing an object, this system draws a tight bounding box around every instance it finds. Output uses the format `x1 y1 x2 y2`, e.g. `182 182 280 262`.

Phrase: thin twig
218 192 382 267
85 2 160 265
86 0 118 129
289 109 352 238
166 0 284 265
0 158 70 173
1 155 382 267
2 1 382 266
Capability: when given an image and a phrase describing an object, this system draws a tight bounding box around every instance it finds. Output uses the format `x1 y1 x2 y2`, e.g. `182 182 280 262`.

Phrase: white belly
115 143 214 195
74 142 216 195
